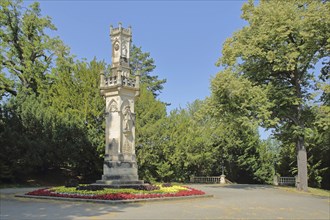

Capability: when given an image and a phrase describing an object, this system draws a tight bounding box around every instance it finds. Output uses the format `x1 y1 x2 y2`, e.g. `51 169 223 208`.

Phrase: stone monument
95 23 143 186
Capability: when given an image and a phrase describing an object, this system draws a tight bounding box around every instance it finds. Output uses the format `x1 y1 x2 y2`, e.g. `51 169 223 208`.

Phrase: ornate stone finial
128 25 132 34
118 22 122 29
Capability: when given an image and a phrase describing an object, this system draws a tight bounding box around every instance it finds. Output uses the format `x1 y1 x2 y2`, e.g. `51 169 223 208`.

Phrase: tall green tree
0 58 107 182
217 0 330 191
304 80 330 189
0 0 107 182
135 85 167 181
130 45 169 181
130 45 166 97
0 0 61 97
208 70 276 183
42 58 106 180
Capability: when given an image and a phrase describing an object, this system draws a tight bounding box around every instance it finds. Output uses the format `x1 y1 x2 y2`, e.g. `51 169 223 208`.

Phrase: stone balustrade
190 176 228 184
121 76 136 87
105 76 117 86
273 176 297 186
100 74 139 89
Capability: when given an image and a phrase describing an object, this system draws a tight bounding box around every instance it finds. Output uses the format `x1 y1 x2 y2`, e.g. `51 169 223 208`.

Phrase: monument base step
92 180 145 188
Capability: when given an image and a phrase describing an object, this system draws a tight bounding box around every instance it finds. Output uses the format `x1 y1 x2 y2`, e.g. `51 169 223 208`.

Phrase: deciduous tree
216 0 330 191
0 0 61 97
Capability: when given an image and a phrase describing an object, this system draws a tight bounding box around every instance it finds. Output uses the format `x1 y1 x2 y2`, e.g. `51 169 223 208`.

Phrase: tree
0 0 61 97
217 0 330 191
130 45 166 97
41 58 106 180
0 0 79 183
0 58 107 183
208 70 276 183
130 45 169 181
0 0 107 182
305 79 330 189
135 85 167 181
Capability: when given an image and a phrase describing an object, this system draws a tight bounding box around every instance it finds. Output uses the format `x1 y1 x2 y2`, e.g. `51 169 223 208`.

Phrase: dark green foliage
65 179 79 188
135 86 168 182
0 91 103 183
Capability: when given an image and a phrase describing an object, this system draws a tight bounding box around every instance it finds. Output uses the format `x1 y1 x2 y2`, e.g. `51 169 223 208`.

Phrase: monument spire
96 23 143 186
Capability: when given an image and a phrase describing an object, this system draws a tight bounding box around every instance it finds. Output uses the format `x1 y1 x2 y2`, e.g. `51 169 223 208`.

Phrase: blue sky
27 0 247 109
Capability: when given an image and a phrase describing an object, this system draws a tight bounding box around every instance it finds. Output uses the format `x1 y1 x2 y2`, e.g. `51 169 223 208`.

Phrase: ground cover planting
26 183 206 200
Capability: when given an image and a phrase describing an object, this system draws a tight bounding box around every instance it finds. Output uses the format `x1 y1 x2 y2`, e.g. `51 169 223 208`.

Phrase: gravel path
1 184 329 219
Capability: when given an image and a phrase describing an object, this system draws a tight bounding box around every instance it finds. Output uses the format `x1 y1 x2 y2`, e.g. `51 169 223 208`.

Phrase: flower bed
26 184 205 200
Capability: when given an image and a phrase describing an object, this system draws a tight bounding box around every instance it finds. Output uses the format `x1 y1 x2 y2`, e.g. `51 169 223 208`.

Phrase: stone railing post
190 175 195 183
117 68 122 85
273 175 279 186
100 70 105 87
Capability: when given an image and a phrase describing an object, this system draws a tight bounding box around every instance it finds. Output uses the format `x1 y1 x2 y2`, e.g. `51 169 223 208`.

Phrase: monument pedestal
94 158 144 187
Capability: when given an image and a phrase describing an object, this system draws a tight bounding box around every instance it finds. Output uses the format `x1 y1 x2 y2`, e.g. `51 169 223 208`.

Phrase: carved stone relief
122 136 132 154
112 39 120 63
109 99 118 112
121 102 133 154
122 105 132 133
121 41 128 58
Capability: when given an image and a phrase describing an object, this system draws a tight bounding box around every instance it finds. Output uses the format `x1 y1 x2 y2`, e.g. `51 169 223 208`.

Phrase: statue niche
123 105 133 133
108 99 118 112
122 104 133 154
120 41 128 64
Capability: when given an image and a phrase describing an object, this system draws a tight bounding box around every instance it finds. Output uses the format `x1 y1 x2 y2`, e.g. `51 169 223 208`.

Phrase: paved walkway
1 184 329 219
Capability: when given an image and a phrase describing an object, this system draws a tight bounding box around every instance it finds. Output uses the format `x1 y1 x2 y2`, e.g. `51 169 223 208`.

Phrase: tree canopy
0 0 66 97
215 0 330 191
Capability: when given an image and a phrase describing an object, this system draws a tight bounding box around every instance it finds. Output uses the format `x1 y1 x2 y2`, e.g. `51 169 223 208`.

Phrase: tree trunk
296 136 308 191
293 70 308 191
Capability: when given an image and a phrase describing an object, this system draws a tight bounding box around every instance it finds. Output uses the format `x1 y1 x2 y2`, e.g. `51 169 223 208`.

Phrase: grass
277 186 330 197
